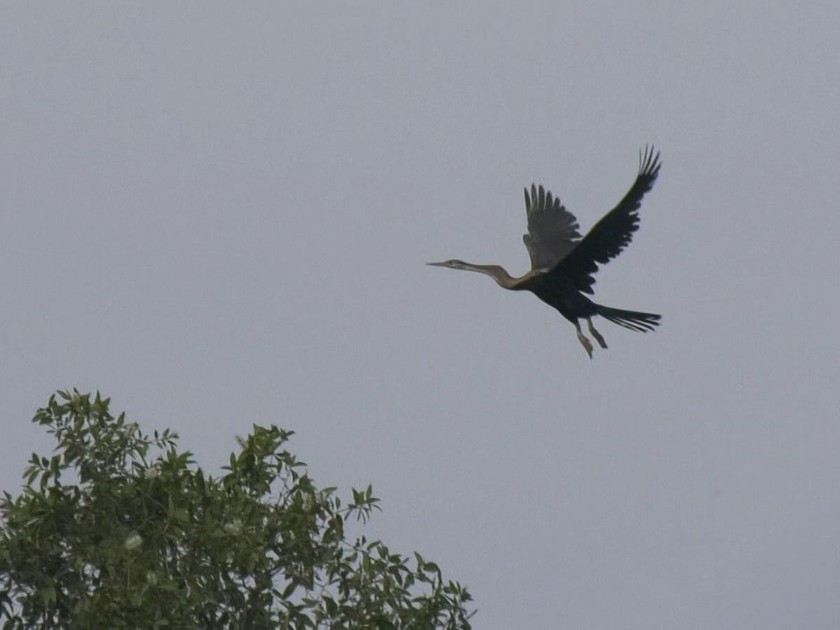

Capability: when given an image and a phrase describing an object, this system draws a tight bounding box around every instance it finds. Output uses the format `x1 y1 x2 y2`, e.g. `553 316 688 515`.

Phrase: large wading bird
428 146 662 358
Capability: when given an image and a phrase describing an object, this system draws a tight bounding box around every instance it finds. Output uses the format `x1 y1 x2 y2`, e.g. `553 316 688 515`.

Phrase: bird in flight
428 146 662 358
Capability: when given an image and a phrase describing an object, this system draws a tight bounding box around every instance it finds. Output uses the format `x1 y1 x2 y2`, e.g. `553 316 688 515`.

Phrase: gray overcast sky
2 3 839 628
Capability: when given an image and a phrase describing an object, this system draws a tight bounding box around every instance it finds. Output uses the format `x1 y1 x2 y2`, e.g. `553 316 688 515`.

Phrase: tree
0 390 473 628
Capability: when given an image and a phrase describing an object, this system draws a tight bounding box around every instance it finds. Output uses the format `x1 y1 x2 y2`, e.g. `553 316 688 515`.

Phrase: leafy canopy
0 390 473 628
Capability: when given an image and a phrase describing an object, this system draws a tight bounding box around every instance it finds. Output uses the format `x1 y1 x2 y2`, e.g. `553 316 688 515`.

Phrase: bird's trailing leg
587 317 608 349
574 321 594 359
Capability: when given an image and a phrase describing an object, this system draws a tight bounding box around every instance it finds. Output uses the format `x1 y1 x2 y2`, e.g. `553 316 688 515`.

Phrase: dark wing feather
522 184 581 270
548 146 661 294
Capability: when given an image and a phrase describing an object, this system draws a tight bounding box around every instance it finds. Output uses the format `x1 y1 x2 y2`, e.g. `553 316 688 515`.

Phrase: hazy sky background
2 3 839 628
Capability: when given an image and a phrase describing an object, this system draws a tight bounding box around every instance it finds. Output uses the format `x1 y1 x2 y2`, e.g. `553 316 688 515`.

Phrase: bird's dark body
428 146 663 357
521 274 598 323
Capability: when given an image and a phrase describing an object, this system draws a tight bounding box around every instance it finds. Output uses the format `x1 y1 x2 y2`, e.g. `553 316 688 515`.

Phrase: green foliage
0 390 473 628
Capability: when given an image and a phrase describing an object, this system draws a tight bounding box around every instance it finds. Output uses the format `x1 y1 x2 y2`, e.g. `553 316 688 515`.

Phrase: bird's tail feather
596 305 661 332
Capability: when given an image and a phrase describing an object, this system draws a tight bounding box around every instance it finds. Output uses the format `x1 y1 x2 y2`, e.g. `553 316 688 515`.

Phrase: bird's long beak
426 261 447 267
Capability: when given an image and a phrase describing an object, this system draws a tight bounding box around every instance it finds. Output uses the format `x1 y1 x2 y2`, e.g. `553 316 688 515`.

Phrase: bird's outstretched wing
549 146 661 294
523 184 581 270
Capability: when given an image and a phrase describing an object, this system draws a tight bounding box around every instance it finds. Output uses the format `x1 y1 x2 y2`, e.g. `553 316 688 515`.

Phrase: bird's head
426 259 471 270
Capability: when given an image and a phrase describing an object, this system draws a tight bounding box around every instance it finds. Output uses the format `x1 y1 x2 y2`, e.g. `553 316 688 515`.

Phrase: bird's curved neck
458 263 521 289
